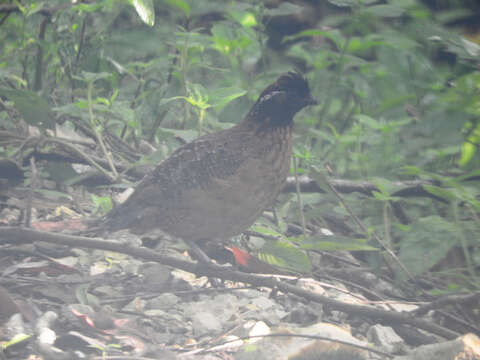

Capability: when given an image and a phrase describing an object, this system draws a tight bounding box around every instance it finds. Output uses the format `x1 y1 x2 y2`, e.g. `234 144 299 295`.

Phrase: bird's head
247 72 317 127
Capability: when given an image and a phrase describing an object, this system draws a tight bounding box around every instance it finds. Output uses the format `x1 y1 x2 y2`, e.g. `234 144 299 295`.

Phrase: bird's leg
188 241 214 264
188 241 224 287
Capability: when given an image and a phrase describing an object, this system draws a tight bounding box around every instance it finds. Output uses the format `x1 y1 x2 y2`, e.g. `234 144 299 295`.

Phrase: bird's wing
105 128 249 232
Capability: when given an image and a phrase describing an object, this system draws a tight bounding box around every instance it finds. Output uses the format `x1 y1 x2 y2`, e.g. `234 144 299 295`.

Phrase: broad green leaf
24 2 44 16
74 2 103 12
399 166 423 176
309 166 336 197
354 114 382 130
461 38 480 57
347 36 387 53
372 191 390 201
0 88 53 130
163 0 190 17
91 194 113 213
74 71 111 83
64 171 100 186
210 87 247 110
284 29 345 48
459 141 476 167
423 185 457 201
389 0 417 7
1 333 32 350
263 2 303 16
456 169 480 182
228 8 258 27
399 216 458 277
378 94 416 113
363 4 405 18
435 8 474 24
370 177 397 196
44 163 80 184
130 0 155 26
250 225 283 238
300 235 378 251
34 189 72 201
259 240 311 273
240 12 257 27
327 0 360 7
53 103 87 118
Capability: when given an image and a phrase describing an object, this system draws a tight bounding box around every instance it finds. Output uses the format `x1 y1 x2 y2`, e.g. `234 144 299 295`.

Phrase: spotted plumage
103 72 316 242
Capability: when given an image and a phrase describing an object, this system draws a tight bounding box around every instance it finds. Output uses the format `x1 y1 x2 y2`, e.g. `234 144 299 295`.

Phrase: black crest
247 72 316 126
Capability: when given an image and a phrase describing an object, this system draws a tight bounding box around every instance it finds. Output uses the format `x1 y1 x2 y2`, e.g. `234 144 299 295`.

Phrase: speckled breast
162 125 293 241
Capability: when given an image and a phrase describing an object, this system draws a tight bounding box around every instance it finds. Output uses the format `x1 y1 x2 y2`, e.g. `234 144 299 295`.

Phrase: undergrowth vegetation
0 0 479 292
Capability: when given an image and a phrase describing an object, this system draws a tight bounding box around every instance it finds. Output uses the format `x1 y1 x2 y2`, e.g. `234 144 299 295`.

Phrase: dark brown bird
103 72 316 245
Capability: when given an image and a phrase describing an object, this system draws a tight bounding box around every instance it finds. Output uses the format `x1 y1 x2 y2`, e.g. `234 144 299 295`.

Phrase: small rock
191 311 222 336
367 324 404 353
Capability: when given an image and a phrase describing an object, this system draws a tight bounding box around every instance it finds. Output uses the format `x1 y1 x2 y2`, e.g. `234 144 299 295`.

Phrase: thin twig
293 156 306 235
25 157 37 227
323 166 417 285
87 81 119 180
190 333 393 358
46 137 116 182
0 227 460 340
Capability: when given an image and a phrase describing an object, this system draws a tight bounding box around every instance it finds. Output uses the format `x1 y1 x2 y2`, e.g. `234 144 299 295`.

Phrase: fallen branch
0 226 460 340
284 176 444 200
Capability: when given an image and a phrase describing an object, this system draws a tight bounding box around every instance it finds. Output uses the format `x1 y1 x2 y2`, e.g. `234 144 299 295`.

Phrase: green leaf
74 2 103 12
326 0 360 7
372 191 389 201
347 36 387 53
185 83 210 109
370 177 398 197
459 141 476 167
309 166 336 197
163 0 190 17
354 114 382 130
259 239 311 273
284 29 345 48
300 235 378 251
423 185 457 201
74 71 111 83
228 8 258 28
399 216 458 277
33 189 72 201
240 12 257 28
250 225 283 238
456 169 480 182
91 194 113 214
1 333 32 350
399 166 423 176
461 38 480 57
363 4 406 18
24 2 45 17
0 88 54 130
210 87 247 110
263 2 303 16
130 0 155 26
44 163 80 184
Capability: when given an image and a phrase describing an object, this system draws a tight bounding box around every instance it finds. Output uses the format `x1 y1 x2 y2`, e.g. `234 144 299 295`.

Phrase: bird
102 72 316 250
